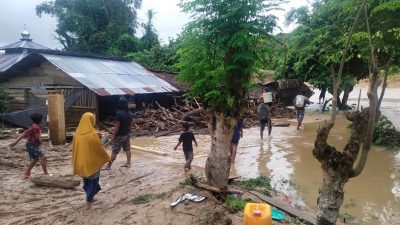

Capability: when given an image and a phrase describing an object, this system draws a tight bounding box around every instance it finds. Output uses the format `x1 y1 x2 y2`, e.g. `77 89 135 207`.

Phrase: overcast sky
0 0 310 49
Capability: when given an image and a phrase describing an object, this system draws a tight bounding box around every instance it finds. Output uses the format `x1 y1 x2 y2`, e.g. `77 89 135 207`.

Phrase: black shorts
231 139 239 145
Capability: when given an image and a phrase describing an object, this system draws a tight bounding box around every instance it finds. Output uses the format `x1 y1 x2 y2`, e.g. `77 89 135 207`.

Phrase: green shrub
224 195 253 212
233 176 273 197
373 116 400 148
0 91 13 114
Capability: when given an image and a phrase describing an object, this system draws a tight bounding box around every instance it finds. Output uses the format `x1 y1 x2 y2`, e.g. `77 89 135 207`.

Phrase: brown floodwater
133 113 400 225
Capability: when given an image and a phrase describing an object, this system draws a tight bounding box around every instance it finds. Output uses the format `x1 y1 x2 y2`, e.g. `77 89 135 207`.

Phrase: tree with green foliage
140 9 160 51
36 0 142 54
283 1 400 224
127 37 181 73
283 1 368 109
177 0 280 188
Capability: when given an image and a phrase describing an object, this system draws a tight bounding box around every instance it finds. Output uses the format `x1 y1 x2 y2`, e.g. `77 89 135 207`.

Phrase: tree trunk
316 170 348 225
205 112 236 188
340 85 353 109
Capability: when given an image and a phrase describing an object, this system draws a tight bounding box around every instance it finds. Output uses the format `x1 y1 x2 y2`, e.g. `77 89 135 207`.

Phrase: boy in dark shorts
9 113 49 179
104 97 133 169
174 123 198 171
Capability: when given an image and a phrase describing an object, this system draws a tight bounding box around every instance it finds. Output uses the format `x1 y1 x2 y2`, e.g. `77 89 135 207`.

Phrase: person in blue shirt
230 118 244 164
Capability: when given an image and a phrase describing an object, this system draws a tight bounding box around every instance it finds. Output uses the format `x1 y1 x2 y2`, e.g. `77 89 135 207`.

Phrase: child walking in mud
72 112 110 210
174 123 198 172
9 113 49 179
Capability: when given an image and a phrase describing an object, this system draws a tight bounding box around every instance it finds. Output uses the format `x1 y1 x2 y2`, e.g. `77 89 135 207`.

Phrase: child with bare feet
174 123 197 172
9 113 49 179
72 113 110 210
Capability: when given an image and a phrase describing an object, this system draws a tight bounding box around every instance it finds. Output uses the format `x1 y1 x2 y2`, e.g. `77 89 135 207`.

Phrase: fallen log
272 123 290 127
31 175 81 189
181 108 205 121
131 145 168 156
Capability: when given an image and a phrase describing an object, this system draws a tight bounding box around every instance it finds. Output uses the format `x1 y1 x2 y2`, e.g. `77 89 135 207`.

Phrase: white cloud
0 0 310 49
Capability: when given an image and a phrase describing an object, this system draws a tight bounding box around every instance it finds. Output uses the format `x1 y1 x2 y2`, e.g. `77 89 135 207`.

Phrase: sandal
184 193 206 203
170 195 186 207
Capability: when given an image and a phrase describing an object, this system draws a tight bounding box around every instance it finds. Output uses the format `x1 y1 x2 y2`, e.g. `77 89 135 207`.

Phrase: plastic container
243 203 272 225
262 92 272 103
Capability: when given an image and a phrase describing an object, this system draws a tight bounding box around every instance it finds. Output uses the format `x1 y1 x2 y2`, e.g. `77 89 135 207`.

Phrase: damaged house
0 30 179 142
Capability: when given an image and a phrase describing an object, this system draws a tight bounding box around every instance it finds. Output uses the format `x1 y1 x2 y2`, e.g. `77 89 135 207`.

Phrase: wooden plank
48 92 66 145
131 145 168 156
250 191 347 225
250 191 317 224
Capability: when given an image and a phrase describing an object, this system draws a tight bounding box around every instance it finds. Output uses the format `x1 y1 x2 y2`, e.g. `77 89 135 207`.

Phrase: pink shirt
25 124 42 146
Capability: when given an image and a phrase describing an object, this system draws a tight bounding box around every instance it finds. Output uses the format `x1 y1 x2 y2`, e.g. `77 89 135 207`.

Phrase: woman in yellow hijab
72 112 110 210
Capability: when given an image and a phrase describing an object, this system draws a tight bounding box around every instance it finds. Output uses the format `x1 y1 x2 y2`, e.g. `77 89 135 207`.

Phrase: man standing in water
258 100 272 139
294 93 310 130
104 97 133 169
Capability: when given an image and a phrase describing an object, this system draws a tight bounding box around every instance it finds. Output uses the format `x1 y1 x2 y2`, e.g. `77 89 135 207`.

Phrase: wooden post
48 92 66 145
357 89 362 111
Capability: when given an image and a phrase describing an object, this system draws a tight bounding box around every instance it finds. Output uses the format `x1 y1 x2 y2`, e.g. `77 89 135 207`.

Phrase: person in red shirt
9 113 49 179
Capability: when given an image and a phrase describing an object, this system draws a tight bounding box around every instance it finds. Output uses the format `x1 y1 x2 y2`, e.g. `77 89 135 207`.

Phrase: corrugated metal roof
0 53 28 72
0 40 51 50
41 54 179 95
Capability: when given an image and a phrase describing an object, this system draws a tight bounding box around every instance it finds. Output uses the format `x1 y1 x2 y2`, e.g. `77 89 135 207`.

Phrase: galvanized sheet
0 53 28 72
42 54 178 95
0 40 51 50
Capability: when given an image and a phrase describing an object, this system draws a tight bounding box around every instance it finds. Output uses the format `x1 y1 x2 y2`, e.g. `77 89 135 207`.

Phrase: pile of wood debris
99 102 295 137
99 102 209 137
0 102 295 139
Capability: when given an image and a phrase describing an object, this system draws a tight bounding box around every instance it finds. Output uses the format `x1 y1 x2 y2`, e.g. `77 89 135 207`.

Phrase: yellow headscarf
72 112 110 177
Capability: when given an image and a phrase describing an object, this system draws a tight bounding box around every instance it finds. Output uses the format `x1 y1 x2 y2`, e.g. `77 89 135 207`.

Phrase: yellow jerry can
243 203 272 225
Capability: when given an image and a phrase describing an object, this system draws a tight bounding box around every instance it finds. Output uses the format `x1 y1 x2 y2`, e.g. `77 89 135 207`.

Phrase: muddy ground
0 135 309 225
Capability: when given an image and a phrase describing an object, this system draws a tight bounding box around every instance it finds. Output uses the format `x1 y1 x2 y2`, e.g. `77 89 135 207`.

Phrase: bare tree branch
350 3 381 178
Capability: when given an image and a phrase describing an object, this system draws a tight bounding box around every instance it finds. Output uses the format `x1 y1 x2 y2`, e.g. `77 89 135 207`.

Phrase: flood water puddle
133 113 400 225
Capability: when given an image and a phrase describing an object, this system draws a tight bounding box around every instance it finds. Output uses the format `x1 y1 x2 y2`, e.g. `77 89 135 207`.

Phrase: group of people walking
8 91 310 210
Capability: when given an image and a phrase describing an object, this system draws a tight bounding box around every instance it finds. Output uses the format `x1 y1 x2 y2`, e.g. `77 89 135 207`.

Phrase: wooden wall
1 60 98 126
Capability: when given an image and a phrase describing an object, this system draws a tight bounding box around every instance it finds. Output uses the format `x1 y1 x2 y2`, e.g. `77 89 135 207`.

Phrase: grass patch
338 212 356 224
131 192 167 205
233 176 273 196
289 217 302 225
224 195 253 212
343 198 356 208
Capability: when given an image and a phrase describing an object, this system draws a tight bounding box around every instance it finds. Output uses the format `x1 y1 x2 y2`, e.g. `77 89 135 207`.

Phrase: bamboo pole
131 145 168 156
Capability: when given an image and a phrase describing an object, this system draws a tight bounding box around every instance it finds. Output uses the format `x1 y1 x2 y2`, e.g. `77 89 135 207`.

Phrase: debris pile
100 103 209 137
1 102 295 139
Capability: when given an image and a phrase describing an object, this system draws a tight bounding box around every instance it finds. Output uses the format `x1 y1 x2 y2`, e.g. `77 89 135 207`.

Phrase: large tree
36 0 142 54
283 1 400 224
140 9 160 51
177 0 280 188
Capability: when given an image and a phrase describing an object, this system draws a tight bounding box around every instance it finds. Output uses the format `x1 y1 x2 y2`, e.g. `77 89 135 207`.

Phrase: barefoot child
9 113 49 179
72 112 110 210
174 123 197 171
